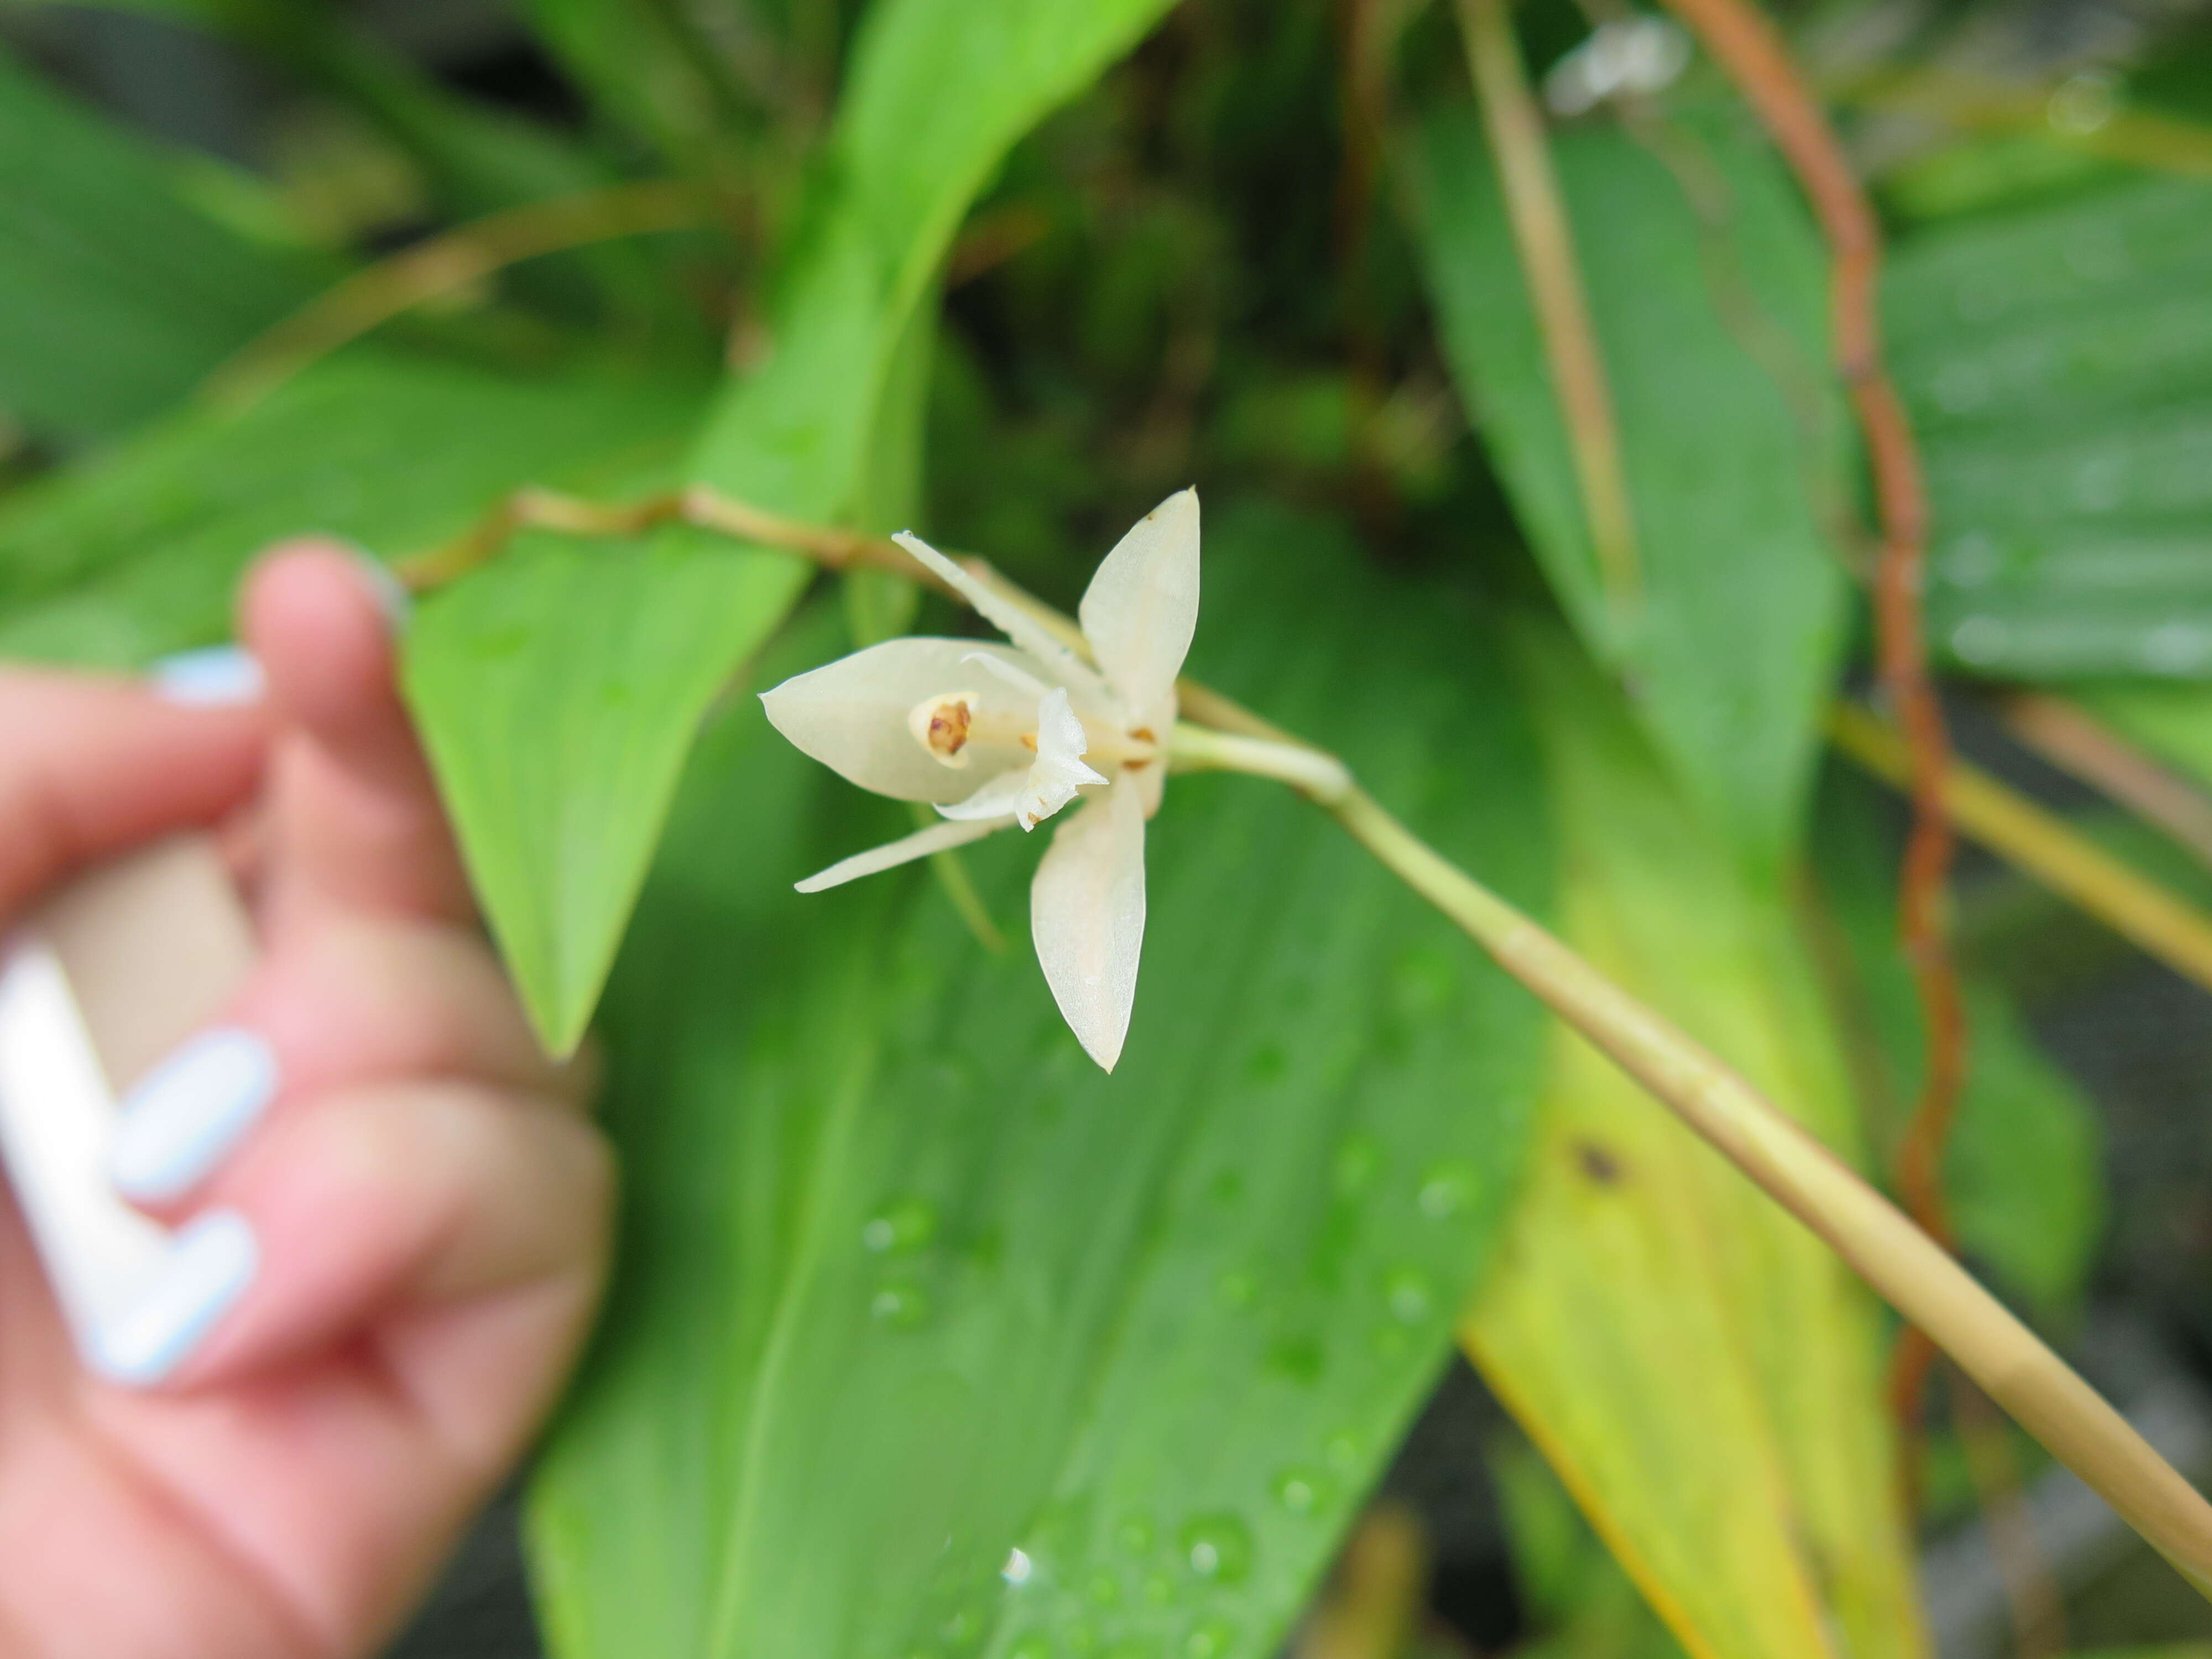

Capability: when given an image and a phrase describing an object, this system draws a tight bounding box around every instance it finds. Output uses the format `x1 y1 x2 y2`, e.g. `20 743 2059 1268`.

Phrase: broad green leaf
0 44 327 443
1810 772 2105 1322
0 352 700 666
1463 632 1926 1659
1402 98 1851 872
1885 178 2212 680
405 0 1184 1051
401 529 800 1057
526 503 1553 1659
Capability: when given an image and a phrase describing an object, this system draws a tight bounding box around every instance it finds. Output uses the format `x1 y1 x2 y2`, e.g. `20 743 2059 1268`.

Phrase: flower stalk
1167 723 1353 801
406 485 2212 1596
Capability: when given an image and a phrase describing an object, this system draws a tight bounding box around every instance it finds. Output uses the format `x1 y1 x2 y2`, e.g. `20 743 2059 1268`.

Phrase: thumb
241 543 476 931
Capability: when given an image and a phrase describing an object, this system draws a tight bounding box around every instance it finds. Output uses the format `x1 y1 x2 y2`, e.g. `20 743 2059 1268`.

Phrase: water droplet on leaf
863 1195 940 1255
1180 1514 1254 1584
1416 1162 1477 1220
1949 615 2011 666
871 1280 933 1329
1383 1264 1434 1323
1271 1466 1333 1515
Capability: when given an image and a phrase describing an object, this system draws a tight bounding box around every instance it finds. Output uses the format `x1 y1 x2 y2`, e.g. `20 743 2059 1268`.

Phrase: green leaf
1463 630 1927 1659
1885 177 2212 680
688 0 1187 503
0 352 701 667
0 44 328 444
1402 98 1852 873
401 529 801 1056
1810 772 2105 1322
526 503 1553 1659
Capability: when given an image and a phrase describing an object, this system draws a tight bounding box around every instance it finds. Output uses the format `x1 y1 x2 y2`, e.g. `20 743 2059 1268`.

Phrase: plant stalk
1168 724 1353 799
1452 0 1642 627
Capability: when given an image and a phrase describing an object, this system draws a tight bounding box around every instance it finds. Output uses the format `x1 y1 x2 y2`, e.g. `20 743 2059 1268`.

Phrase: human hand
0 545 613 1658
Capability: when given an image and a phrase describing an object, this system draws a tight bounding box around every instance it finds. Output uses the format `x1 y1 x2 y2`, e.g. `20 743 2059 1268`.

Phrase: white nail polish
346 549 412 633
88 1208 258 1386
149 645 265 707
0 837 259 1370
110 1029 277 1203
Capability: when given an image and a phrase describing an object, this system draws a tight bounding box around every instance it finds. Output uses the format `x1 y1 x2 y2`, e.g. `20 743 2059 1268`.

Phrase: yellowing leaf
1462 630 1928 1659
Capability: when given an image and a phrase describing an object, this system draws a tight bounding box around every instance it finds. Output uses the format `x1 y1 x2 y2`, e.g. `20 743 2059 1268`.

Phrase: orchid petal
1078 488 1199 724
963 650 1052 701
795 814 1013 893
1129 758 1167 819
936 769 1031 822
760 637 1043 803
1030 772 1146 1071
893 531 1116 711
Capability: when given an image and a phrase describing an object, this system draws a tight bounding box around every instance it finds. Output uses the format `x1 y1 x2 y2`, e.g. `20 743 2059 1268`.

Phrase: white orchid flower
760 489 1200 1072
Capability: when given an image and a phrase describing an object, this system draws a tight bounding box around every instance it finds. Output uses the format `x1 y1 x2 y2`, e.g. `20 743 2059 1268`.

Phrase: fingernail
110 1029 279 1203
346 549 412 634
148 645 265 707
87 1208 257 1386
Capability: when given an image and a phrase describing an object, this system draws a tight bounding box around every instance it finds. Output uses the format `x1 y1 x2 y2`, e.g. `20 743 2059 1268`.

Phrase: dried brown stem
2002 691 2212 874
201 182 716 413
392 484 941 596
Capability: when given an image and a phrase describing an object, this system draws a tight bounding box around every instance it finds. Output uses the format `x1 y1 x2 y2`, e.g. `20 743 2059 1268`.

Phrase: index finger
241 543 476 930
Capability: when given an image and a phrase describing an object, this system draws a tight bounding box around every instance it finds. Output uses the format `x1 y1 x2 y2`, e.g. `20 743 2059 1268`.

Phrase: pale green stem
1167 723 1353 800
